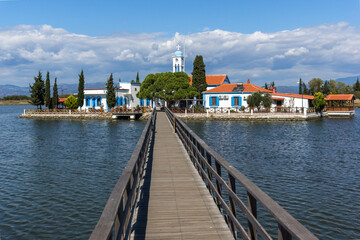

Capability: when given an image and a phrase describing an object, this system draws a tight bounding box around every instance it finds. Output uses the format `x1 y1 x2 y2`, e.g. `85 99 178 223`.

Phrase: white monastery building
80 45 313 112
81 82 153 110
202 79 314 110
173 45 185 73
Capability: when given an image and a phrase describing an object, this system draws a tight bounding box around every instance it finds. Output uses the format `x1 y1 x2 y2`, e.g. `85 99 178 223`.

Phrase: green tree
302 82 310 95
312 92 326 112
191 55 207 98
77 70 85 109
29 71 45 109
264 83 269 90
45 71 51 109
322 80 330 95
65 95 78 110
336 81 352 94
136 72 140 83
247 91 262 109
329 79 337 94
298 78 302 94
106 73 116 108
137 72 198 101
3 95 31 100
354 77 360 91
52 77 59 109
262 93 272 108
308 78 323 95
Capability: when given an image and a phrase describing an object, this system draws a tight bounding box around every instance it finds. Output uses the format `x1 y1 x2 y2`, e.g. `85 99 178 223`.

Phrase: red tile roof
189 75 228 85
203 83 271 93
325 94 355 101
58 98 67 103
270 93 314 100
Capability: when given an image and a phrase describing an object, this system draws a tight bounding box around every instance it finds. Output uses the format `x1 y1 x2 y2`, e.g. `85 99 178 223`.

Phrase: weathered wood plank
130 112 233 239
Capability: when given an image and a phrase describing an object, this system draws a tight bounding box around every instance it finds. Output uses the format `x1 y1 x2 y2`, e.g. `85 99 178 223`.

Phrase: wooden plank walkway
130 112 233 240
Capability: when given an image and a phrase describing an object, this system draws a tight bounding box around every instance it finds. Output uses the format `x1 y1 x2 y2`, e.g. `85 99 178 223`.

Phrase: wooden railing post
278 224 292 240
247 192 257 240
215 161 222 210
206 153 213 194
228 173 237 238
173 114 176 133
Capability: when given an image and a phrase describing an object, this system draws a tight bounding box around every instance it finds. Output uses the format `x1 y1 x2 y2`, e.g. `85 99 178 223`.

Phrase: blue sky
1 0 360 86
1 0 359 35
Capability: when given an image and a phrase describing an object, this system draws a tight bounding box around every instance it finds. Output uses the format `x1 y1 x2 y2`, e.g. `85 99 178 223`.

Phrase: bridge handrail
89 109 156 240
165 107 318 240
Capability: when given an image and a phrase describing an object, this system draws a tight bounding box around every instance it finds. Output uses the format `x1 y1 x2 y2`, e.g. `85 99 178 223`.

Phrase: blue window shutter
231 97 234 106
216 97 219 106
239 97 242 106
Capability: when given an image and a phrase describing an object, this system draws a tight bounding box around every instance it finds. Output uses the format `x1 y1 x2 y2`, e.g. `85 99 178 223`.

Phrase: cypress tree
191 55 207 98
45 71 51 109
77 70 85 109
264 83 269 90
322 80 330 95
29 71 45 109
298 78 302 94
354 77 360 91
136 72 140 83
302 82 310 95
106 73 116 109
52 77 59 109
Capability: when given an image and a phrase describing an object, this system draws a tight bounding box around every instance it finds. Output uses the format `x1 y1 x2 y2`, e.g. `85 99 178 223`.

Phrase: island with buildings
21 46 356 120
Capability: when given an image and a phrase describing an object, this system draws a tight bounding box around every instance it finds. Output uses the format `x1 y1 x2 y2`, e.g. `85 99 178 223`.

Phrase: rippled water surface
0 105 146 239
1 106 359 239
185 109 360 240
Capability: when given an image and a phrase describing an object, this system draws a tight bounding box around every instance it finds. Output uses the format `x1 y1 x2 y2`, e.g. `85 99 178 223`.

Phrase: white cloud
0 23 360 86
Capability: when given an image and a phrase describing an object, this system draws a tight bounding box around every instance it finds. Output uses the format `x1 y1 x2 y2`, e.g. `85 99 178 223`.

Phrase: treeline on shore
0 95 31 101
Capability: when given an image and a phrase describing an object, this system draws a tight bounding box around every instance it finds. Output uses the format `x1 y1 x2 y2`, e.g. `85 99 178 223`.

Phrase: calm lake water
0 106 359 239
0 105 146 240
185 110 360 240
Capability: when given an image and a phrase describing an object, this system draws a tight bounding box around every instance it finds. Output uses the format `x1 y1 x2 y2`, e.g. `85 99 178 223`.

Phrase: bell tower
172 44 184 72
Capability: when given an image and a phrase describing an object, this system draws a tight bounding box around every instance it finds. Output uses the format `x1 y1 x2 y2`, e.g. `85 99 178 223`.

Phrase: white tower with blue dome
173 44 185 72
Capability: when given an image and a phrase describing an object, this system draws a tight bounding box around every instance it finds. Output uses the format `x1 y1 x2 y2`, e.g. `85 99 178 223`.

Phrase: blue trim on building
140 99 144 106
231 96 242 107
209 96 219 107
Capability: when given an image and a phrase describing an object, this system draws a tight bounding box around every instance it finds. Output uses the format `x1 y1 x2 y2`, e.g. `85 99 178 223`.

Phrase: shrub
65 95 78 110
312 92 326 112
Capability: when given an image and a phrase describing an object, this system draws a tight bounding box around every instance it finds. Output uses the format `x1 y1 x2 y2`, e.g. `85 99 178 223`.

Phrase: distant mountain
0 85 30 98
335 76 359 86
0 82 106 98
56 82 105 95
276 86 298 94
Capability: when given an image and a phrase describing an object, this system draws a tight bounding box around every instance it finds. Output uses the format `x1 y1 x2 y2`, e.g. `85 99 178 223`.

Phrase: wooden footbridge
90 108 318 240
